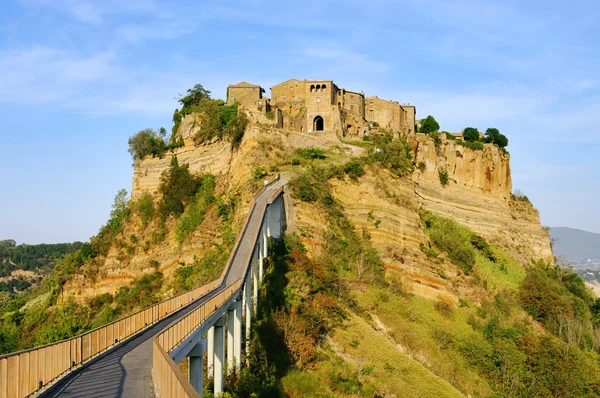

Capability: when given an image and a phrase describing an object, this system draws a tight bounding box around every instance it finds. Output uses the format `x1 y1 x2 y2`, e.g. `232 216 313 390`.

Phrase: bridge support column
207 326 214 376
252 249 258 313
234 298 242 369
244 270 252 352
213 316 226 395
188 340 206 394
258 240 264 282
227 306 235 374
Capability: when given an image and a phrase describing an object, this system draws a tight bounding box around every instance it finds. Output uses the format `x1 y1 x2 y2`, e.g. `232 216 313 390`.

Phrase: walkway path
45 179 286 398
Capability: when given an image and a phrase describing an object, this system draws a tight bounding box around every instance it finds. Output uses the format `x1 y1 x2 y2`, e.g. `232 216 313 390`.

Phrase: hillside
551 227 600 267
1 85 599 397
0 239 82 294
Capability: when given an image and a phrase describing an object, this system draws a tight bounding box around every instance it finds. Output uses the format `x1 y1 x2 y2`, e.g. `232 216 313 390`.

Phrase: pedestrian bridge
0 176 288 398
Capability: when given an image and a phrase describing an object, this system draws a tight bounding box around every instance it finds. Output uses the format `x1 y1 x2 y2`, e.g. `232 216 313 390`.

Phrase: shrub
343 160 365 180
127 128 168 162
420 115 440 134
108 189 130 235
456 140 484 150
420 210 475 274
175 174 216 243
371 134 414 177
511 189 530 203
429 131 442 147
463 127 480 142
295 147 326 160
158 156 204 219
418 161 426 172
224 112 248 149
444 132 456 140
136 191 154 229
253 166 267 181
438 169 449 186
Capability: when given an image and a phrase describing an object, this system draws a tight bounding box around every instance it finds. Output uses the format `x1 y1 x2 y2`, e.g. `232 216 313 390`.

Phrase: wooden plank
18 352 29 397
28 349 37 394
99 327 106 352
7 355 18 398
37 347 45 388
91 330 99 357
82 333 91 362
0 357 8 398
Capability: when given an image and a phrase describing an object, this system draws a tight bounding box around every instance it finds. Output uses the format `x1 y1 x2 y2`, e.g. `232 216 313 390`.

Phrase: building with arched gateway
226 78 416 137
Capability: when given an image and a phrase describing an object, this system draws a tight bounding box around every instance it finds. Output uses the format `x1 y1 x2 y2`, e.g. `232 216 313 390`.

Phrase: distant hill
551 227 600 266
0 239 83 294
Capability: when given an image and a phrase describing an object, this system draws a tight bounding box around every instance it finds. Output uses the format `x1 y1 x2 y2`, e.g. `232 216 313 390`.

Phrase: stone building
365 96 416 134
226 82 267 111
226 78 416 137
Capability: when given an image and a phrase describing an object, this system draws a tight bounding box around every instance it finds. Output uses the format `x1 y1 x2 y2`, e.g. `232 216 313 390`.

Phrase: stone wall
366 96 406 134
226 82 265 110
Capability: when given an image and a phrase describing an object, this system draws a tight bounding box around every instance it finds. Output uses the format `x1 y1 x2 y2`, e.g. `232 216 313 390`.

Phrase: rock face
410 134 552 264
64 118 553 304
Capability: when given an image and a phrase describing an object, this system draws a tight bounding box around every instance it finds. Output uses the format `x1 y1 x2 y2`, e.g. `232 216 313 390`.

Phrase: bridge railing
152 182 284 397
0 266 222 398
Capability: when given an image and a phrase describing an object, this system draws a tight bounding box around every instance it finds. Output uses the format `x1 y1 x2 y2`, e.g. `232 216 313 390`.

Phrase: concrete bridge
0 176 288 398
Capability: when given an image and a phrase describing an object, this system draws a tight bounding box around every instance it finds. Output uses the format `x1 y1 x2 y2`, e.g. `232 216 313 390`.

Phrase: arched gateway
313 115 324 131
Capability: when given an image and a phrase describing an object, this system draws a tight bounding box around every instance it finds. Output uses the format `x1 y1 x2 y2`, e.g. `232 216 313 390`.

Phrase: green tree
108 189 130 234
127 128 167 162
178 83 211 108
484 128 509 148
420 115 440 134
463 127 480 142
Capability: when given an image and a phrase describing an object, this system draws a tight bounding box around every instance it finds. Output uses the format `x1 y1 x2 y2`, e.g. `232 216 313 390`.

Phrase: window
316 84 321 92
316 97 321 103
310 84 315 92
322 84 327 91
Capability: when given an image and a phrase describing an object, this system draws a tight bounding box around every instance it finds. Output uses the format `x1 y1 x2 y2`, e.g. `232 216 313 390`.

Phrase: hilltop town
225 78 416 137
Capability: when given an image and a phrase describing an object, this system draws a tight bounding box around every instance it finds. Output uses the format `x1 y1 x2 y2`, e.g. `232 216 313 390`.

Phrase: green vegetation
484 127 508 148
444 132 456 140
175 174 216 243
456 140 484 151
511 189 530 203
0 239 82 278
294 147 326 160
170 83 249 150
458 126 508 150
127 127 173 162
438 169 449 186
136 191 155 229
420 115 440 134
462 127 479 142
0 270 165 354
420 209 475 274
158 156 206 219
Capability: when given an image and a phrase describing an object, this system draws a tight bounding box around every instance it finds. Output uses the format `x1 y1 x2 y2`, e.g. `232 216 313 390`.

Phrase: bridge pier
234 298 242 369
244 270 252 352
188 340 206 393
213 316 226 395
252 247 258 313
207 326 214 375
227 305 235 374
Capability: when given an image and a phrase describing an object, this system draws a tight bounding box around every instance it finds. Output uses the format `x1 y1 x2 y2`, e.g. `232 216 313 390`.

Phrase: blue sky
1 0 599 244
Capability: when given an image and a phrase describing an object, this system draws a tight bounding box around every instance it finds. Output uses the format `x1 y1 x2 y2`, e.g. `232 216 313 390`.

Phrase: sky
0 0 599 244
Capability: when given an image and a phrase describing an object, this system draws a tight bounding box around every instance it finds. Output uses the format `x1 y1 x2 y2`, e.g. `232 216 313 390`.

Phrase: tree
108 189 130 234
420 115 440 134
484 128 509 148
127 128 167 162
463 127 480 142
178 83 211 108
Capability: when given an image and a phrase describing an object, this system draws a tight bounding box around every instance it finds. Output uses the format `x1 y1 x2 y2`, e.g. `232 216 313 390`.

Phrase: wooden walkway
44 179 286 398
